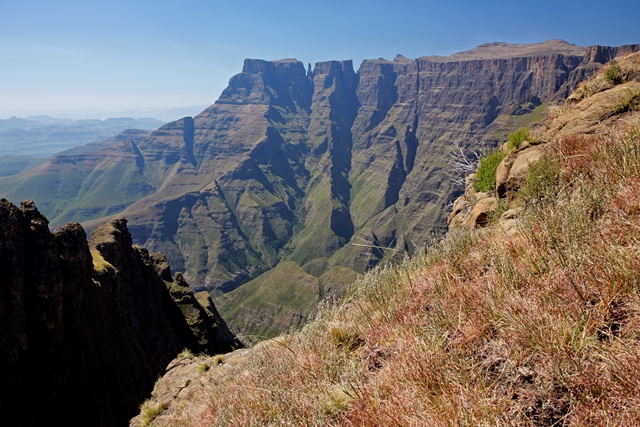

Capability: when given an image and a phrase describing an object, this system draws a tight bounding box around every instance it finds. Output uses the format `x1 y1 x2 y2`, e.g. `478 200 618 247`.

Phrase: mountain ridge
1 40 638 342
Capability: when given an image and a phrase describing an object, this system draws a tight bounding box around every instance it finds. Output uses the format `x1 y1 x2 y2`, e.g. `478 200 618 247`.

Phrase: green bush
473 149 507 193
507 128 530 151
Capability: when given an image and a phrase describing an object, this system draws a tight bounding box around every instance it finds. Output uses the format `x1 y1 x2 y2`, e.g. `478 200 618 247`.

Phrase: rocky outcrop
0 199 240 427
447 174 500 229
547 82 640 139
1 40 639 341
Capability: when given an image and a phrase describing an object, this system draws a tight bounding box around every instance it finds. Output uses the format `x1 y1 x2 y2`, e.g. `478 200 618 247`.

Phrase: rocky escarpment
1 40 638 342
0 199 240 427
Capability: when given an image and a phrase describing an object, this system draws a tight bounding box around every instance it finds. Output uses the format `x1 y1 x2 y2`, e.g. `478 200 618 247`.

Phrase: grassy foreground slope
133 53 640 426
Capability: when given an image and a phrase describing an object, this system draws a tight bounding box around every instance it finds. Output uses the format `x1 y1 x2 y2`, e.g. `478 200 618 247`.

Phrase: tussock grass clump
159 119 640 425
615 87 640 114
507 127 530 151
575 79 601 99
603 60 624 85
138 400 165 427
177 348 195 359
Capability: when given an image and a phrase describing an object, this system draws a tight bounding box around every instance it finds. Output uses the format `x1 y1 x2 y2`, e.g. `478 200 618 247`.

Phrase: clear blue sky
1 0 638 120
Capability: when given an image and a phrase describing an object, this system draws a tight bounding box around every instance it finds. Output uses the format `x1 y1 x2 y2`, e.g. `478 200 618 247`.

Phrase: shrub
603 60 624 85
507 128 530 151
473 149 507 193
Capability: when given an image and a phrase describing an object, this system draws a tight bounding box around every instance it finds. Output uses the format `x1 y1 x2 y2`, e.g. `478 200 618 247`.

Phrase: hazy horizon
2 0 639 119
0 105 210 122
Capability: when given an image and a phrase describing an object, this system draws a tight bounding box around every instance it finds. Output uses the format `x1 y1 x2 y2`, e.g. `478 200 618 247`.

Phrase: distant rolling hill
0 116 164 177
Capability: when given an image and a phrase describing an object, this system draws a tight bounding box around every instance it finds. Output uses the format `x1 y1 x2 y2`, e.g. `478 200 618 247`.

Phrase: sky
1 0 639 121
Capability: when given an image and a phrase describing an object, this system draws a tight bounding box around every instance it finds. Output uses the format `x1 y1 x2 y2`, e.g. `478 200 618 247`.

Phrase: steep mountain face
1 40 638 341
130 50 640 427
0 199 240 427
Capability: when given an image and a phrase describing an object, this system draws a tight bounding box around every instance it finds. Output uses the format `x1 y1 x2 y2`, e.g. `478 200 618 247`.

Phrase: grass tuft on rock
90 249 114 274
507 127 530 151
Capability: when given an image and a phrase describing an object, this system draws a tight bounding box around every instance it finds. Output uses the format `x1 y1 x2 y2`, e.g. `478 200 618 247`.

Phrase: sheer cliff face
125 43 611 291
2 40 638 340
0 199 240 427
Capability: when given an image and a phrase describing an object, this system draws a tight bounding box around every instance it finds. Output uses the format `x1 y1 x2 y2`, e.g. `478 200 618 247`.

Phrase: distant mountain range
0 115 165 130
0 115 166 158
0 115 172 177
1 40 638 343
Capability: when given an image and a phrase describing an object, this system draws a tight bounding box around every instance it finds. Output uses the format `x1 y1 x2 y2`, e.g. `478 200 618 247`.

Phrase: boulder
498 208 521 237
467 195 498 228
447 196 471 229
496 145 545 200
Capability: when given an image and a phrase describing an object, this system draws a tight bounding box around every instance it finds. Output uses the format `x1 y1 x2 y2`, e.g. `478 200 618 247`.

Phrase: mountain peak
241 58 305 74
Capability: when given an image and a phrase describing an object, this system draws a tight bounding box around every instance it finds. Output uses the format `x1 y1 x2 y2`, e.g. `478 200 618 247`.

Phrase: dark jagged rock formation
0 199 241 427
1 40 639 341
